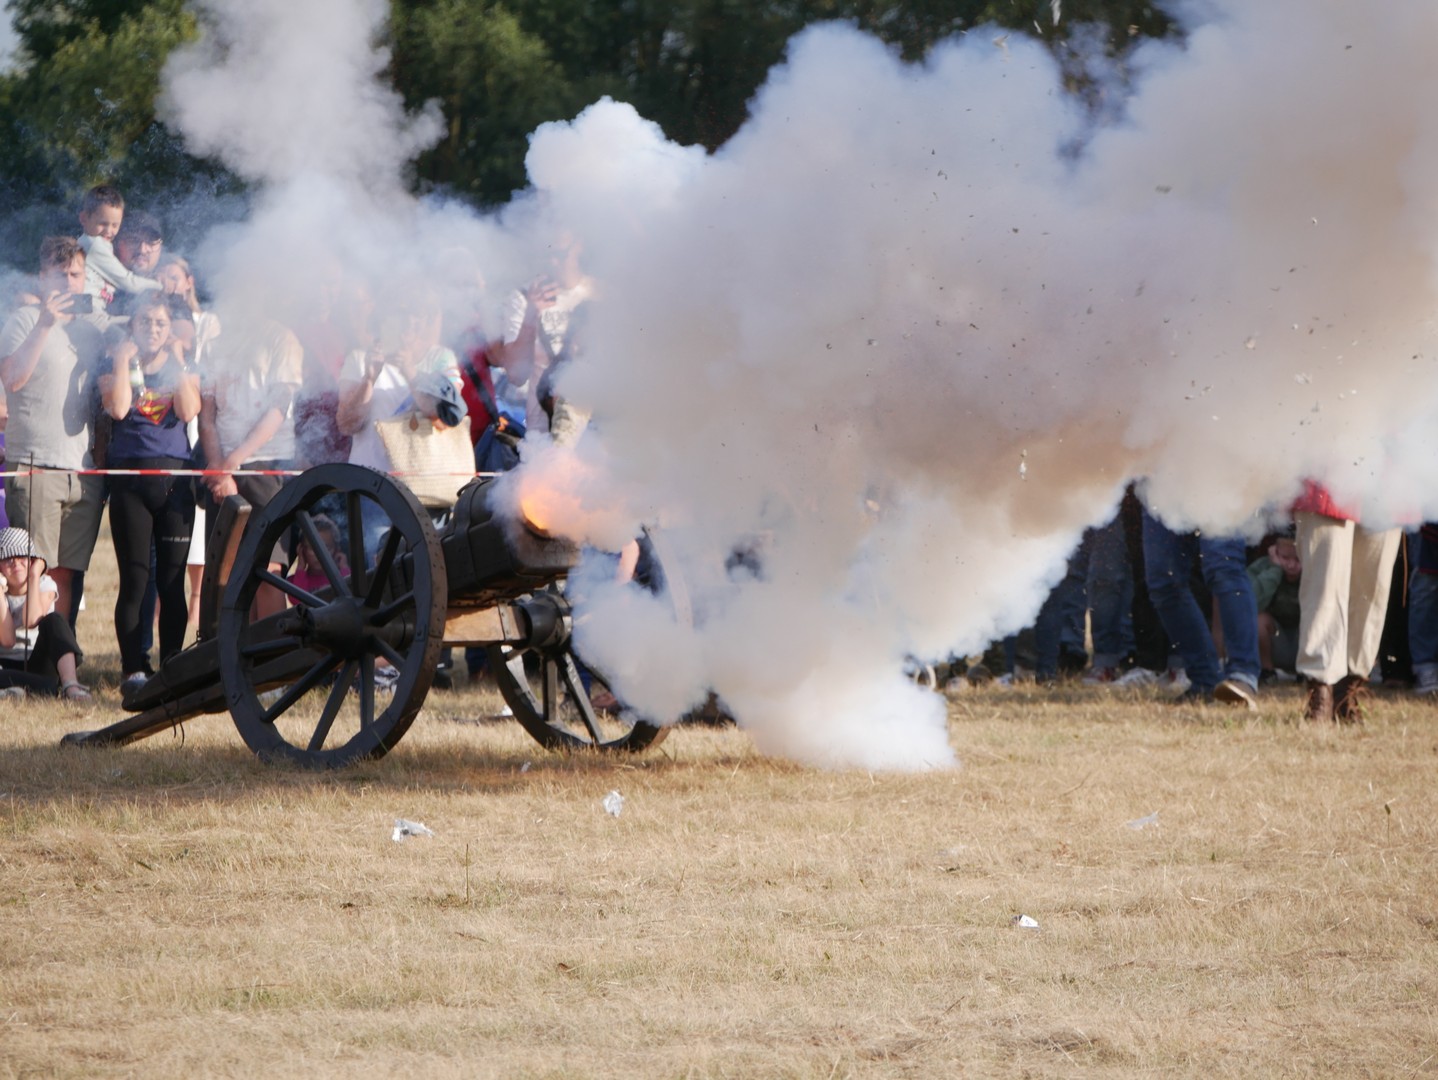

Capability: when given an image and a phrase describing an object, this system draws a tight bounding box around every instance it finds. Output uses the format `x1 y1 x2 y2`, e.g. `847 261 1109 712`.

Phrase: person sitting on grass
1248 534 1303 683
0 526 91 701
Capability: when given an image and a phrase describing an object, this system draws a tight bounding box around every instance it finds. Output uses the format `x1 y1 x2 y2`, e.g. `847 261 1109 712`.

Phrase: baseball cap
117 210 163 244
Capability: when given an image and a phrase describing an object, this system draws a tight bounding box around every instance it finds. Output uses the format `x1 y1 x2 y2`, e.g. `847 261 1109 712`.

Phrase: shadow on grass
0 710 751 809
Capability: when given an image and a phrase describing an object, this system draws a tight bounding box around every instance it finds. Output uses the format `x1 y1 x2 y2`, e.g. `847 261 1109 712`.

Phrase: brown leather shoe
1304 680 1334 723
1334 674 1368 725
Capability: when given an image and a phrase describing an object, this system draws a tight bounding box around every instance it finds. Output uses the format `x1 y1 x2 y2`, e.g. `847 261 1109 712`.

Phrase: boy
77 184 159 311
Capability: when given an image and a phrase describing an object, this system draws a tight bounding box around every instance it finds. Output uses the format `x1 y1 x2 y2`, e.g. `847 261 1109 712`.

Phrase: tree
390 0 607 203
0 0 244 257
0 0 1178 234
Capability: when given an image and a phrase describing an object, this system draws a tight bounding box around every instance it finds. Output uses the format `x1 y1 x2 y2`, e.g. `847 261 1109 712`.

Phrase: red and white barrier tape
0 467 494 479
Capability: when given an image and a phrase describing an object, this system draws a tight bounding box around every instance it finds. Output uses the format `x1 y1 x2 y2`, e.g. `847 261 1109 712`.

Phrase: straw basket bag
375 410 474 509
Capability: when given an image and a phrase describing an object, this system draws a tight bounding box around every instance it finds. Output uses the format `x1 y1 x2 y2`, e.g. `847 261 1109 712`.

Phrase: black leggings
0 611 83 694
110 459 195 674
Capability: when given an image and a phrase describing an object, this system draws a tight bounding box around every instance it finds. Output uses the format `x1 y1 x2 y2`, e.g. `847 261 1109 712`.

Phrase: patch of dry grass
2 535 1437 1076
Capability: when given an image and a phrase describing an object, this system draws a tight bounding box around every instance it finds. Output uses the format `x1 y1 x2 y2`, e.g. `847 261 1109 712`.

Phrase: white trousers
1294 512 1401 685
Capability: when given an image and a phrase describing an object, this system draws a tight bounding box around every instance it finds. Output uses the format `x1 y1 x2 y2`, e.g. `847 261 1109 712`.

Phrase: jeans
1087 516 1135 668
1141 509 1260 693
1034 518 1136 677
1409 570 1438 672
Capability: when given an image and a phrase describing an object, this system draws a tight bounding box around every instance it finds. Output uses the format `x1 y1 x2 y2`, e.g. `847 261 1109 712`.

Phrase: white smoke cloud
513 3 1438 769
154 0 1438 772
162 0 439 191
156 0 510 327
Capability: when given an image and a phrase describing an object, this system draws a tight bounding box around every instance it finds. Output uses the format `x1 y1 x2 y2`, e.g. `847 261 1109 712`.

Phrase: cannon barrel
439 477 579 605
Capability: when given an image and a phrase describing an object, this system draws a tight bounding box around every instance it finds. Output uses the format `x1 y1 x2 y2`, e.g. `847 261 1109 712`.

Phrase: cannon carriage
62 464 670 766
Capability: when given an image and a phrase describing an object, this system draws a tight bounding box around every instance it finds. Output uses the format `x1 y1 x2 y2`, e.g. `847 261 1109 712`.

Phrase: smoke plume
156 0 1438 771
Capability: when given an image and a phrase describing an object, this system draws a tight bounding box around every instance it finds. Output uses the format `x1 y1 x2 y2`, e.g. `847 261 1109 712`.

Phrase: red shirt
1292 480 1357 523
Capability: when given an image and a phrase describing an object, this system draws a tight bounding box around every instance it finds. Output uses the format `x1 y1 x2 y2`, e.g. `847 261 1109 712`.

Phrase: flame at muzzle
518 488 556 537
509 447 625 546
440 477 581 605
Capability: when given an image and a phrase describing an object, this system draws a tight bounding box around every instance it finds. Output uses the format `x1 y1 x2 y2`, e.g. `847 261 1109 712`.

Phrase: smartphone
67 293 94 315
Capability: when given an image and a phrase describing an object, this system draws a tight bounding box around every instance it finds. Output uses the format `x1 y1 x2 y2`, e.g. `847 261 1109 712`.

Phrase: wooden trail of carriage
62 464 669 767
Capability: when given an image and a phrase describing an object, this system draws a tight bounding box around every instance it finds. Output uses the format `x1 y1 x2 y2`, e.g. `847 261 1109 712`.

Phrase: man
108 210 165 319
1141 504 1262 709
114 210 163 276
1292 482 1400 723
0 237 111 622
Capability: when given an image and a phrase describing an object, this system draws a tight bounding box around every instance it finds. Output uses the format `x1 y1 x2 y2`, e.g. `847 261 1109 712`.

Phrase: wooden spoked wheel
219 464 447 768
486 588 669 754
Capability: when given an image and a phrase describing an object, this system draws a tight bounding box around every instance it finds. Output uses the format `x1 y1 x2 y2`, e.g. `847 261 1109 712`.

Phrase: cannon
62 463 669 767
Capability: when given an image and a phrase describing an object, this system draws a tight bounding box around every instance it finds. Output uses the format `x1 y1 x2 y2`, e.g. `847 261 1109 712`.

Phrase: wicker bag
375 410 474 508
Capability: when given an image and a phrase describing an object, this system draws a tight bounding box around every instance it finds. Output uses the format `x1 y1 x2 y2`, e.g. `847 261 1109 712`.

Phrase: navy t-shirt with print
108 358 191 462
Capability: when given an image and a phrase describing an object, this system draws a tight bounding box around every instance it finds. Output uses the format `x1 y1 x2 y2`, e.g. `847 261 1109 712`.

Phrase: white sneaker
1163 668 1191 694
1113 667 1158 688
0 686 26 701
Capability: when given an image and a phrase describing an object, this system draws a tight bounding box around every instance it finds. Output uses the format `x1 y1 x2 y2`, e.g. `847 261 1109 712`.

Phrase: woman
154 255 219 642
336 290 464 536
0 526 90 700
100 291 201 687
154 254 220 362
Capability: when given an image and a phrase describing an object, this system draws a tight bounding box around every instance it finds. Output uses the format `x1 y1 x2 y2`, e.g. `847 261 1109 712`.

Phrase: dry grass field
3 530 1438 1077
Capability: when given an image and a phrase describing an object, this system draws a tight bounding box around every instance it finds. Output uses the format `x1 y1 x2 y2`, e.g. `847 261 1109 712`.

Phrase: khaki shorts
4 469 105 572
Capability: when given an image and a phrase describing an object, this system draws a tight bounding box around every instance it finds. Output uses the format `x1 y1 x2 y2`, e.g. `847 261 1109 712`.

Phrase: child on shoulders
76 184 159 311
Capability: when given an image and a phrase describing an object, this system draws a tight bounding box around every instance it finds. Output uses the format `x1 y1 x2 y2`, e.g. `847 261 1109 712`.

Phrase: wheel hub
280 598 371 659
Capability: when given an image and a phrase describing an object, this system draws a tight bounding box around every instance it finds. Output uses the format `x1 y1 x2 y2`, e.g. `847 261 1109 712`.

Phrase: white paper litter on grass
602 791 624 817
1125 811 1160 831
1012 914 1040 930
392 818 435 842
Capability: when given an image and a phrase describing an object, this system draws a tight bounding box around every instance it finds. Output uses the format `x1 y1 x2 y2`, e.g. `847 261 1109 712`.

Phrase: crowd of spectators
962 482 1438 722
0 183 1434 725
0 184 585 700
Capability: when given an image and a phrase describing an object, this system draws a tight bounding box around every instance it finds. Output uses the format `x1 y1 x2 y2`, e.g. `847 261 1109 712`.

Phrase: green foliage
0 0 1177 227
0 0 240 257
390 0 599 203
11 0 161 64
6 1 195 184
